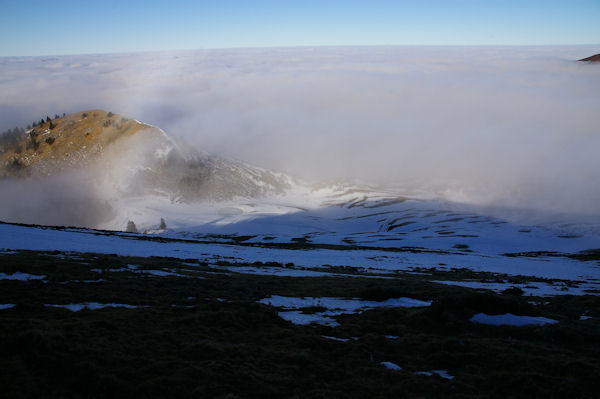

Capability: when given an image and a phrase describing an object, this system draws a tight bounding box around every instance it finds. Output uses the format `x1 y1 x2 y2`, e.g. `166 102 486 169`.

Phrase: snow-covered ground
1 186 599 289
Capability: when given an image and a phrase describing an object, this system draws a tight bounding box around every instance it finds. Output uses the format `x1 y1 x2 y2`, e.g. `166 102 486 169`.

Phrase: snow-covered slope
93 183 600 288
116 181 599 254
3 183 598 287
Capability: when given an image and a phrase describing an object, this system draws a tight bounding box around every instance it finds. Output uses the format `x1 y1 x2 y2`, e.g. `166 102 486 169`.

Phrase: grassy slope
0 110 153 177
1 250 599 398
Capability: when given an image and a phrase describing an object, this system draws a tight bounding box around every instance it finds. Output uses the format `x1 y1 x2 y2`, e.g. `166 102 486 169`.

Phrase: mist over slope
1 46 599 226
0 110 292 228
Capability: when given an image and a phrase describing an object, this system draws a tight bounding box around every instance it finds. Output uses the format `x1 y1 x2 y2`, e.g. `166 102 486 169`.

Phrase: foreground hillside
1 237 599 398
1 202 599 396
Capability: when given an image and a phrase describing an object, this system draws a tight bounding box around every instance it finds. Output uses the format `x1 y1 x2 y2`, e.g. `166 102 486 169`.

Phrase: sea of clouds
0 46 599 227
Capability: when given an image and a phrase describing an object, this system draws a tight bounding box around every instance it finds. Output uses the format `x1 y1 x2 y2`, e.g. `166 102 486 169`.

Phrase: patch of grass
300 306 328 314
501 286 525 296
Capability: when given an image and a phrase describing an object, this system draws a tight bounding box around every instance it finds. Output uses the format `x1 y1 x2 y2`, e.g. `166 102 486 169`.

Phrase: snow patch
90 265 185 277
469 313 558 326
143 269 183 277
220 265 392 279
433 280 592 296
0 272 46 281
321 335 351 342
221 266 343 278
415 370 454 380
259 295 431 313
381 361 402 371
60 278 105 284
260 295 430 326
45 302 141 312
277 311 339 327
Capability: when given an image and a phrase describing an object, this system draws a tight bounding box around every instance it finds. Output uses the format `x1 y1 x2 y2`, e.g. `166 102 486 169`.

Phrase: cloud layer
1 46 599 223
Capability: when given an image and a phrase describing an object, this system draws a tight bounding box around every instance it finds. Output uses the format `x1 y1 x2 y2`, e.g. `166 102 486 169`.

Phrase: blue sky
0 0 599 56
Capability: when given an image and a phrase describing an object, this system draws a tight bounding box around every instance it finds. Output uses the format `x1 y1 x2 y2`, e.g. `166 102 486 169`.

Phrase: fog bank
1 46 599 222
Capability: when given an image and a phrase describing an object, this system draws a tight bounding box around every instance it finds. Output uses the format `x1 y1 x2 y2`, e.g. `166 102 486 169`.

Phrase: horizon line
2 43 599 58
